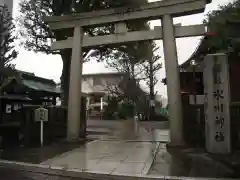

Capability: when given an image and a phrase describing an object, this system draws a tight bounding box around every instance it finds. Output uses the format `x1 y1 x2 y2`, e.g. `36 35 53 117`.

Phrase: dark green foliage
106 74 150 118
17 0 54 54
18 0 158 106
0 5 17 69
0 5 18 86
103 96 119 120
204 0 240 54
117 102 135 119
17 0 149 55
107 75 145 104
106 41 162 120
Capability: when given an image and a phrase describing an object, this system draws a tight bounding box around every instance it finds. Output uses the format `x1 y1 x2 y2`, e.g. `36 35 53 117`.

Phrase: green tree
121 78 148 118
105 40 156 117
17 0 149 105
204 0 240 55
0 5 18 120
0 5 18 86
105 39 161 120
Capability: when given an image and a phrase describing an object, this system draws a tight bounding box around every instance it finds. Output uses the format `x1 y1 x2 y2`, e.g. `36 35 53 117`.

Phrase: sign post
100 97 103 120
204 53 231 154
35 107 48 146
40 120 43 146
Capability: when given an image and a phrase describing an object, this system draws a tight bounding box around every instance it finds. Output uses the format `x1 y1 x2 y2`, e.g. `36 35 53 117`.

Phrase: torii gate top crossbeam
44 0 211 30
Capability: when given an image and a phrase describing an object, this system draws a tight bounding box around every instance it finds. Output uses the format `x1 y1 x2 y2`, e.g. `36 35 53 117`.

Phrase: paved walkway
40 120 170 176
88 121 169 142
42 140 160 175
148 146 239 178
0 119 238 179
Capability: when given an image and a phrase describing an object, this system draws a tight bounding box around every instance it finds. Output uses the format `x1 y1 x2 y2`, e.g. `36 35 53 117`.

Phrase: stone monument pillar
204 53 231 154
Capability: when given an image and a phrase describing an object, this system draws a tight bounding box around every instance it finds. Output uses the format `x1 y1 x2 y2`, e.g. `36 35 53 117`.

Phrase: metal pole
40 120 43 146
100 97 103 120
192 60 197 104
191 60 201 145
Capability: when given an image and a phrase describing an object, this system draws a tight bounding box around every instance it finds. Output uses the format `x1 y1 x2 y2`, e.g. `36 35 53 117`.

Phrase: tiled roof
1 70 60 95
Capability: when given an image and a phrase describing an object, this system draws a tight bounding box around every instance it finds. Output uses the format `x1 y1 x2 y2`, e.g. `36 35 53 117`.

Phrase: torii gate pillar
67 26 84 141
162 15 183 145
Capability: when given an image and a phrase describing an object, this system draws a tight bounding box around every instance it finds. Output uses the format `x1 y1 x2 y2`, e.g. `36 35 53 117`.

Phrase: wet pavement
42 140 159 176
0 120 166 177
149 146 240 178
1 119 239 179
40 121 169 176
0 140 89 164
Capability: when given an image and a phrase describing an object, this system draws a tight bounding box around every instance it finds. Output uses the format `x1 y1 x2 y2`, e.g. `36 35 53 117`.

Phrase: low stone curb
142 142 161 175
0 159 235 180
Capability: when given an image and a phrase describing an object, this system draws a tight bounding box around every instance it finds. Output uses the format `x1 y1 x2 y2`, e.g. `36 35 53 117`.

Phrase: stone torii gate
44 0 211 145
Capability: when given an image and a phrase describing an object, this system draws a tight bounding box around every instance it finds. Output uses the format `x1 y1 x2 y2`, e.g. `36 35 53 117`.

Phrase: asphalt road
0 164 144 180
0 166 78 180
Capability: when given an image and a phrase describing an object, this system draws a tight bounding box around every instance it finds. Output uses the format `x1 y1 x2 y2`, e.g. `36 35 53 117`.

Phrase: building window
93 77 102 86
93 96 101 103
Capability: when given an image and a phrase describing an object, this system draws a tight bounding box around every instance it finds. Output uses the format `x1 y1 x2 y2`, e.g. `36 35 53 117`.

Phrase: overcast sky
11 0 235 98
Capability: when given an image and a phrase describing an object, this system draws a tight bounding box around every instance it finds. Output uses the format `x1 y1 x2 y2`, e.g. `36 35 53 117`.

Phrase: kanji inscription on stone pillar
204 53 231 154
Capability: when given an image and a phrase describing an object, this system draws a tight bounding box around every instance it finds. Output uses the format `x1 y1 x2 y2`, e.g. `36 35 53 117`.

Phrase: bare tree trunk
149 58 155 121
131 62 135 79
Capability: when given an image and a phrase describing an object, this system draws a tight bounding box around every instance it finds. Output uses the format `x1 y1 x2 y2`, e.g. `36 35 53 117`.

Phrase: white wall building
82 72 125 118
82 72 124 95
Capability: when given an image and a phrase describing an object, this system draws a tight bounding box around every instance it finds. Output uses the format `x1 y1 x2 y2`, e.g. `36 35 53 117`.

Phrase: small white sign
5 104 11 113
100 97 103 111
35 107 48 122
14 104 21 111
150 100 155 107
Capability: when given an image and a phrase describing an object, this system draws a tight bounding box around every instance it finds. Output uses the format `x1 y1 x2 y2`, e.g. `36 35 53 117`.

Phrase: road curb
0 159 236 180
